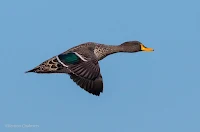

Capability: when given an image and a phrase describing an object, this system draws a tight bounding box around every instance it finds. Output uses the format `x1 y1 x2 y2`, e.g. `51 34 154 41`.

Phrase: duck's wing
70 73 103 96
56 51 103 96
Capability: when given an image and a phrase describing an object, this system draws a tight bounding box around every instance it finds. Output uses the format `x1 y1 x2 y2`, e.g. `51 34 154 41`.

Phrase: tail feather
25 68 38 73
25 57 66 74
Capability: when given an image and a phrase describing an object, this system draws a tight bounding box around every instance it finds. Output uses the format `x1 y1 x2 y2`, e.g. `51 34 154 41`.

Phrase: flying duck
26 41 154 96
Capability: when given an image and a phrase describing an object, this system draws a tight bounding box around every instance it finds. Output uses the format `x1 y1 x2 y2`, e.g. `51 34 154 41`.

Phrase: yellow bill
140 44 154 52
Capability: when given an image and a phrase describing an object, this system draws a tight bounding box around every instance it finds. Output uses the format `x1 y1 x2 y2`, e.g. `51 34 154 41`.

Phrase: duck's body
26 41 154 96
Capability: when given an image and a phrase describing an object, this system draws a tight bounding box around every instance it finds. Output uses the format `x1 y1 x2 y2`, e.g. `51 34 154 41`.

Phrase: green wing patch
58 52 81 64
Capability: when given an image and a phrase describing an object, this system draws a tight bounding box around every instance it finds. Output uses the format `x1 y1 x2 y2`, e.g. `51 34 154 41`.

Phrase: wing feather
70 74 103 96
57 51 103 96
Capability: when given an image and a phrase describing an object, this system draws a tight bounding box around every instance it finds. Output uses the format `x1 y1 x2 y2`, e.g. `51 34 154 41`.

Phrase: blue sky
0 0 200 132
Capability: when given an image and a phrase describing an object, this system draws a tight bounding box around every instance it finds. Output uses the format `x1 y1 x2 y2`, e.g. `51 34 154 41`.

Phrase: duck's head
120 41 154 52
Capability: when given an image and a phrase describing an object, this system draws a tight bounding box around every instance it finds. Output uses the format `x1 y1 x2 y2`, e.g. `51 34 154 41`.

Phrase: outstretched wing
70 73 103 96
56 52 103 96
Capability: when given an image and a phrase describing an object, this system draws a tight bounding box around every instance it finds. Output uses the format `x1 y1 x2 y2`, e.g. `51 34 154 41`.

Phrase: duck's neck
95 45 138 61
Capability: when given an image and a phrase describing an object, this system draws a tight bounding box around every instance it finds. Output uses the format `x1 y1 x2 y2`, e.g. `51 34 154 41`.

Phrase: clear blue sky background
0 0 200 132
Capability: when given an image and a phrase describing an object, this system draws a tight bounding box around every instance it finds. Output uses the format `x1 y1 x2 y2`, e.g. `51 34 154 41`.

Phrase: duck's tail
25 56 65 74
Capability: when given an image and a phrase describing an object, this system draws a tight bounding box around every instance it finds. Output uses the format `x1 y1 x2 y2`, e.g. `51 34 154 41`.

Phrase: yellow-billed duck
26 41 154 96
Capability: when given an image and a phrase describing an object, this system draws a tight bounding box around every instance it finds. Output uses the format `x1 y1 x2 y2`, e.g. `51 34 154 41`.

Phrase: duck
25 41 154 96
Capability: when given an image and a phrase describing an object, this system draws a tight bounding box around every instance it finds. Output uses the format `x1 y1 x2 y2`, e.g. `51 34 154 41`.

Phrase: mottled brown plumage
25 41 154 96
